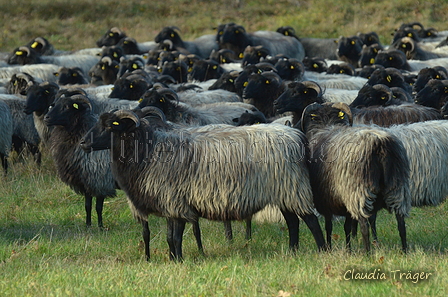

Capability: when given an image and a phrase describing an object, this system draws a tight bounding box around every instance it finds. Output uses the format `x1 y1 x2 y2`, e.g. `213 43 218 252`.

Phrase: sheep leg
95 196 105 228
223 221 233 241
300 213 326 252
281 211 299 252
245 217 252 240
167 218 186 261
358 217 371 253
368 213 378 243
324 216 333 250
344 216 353 252
191 220 204 254
0 152 7 176
84 194 93 227
142 220 150 261
395 213 407 253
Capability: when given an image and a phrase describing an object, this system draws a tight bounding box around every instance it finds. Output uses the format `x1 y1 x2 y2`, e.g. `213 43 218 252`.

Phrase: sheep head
300 102 352 134
274 80 323 116
44 94 93 128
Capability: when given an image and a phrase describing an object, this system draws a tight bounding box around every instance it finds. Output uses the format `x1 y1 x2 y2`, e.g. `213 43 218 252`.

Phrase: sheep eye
124 41 128 44
235 30 239 34
73 73 78 77
284 31 289 36
402 44 407 49
350 40 355 45
219 31 223 35
373 48 378 53
101 65 106 70
158 68 162 73
73 103 79 109
389 57 393 61
381 96 386 100
339 70 345 74
303 90 308 94
129 83 134 89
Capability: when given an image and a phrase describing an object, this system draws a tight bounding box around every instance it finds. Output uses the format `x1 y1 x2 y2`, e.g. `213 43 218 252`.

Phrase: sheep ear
325 102 353 125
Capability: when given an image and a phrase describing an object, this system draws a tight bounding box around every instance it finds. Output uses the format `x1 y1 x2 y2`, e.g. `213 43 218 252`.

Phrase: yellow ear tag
229 79 234 83
132 63 138 69
222 58 226 63
389 56 393 61
138 98 143 103
235 30 239 34
13 81 17 86
101 65 106 70
73 73 78 77
129 84 133 89
407 33 413 37
304 90 308 94
265 80 270 84
436 75 440 79
339 70 344 74
310 113 317 120
290 65 295 69
113 52 118 58
213 65 218 69
170 33 175 38
15 51 23 56
112 121 120 126
381 96 386 100
402 44 407 48
239 53 244 59
338 111 345 119
109 33 114 37
160 97 165 102
243 81 248 87
386 75 392 83
370 58 375 64
351 40 355 45
313 63 318 68
158 68 162 73
285 31 289 36
31 41 39 48
73 103 79 109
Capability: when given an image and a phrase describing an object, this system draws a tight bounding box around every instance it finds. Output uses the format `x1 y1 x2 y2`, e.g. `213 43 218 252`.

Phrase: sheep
302 57 328 73
159 60 189 84
24 82 61 144
216 23 306 61
137 87 257 126
0 93 42 165
358 43 383 68
240 45 271 67
187 59 226 82
25 36 56 56
326 62 355 76
300 102 410 252
208 70 240 93
365 67 412 93
274 58 305 81
96 27 127 47
108 71 153 100
373 48 411 71
357 31 382 47
43 93 117 227
80 109 326 260
6 72 41 95
391 36 448 60
242 71 285 118
88 56 120 85
336 35 364 67
273 80 441 128
7 46 100 76
412 66 448 94
414 79 448 110
54 67 89 85
0 99 13 175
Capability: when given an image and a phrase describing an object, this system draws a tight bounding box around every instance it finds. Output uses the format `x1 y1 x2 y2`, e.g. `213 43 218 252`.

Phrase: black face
80 112 139 152
300 104 351 134
350 84 391 108
56 67 88 85
188 60 223 82
414 80 448 109
44 97 90 127
154 27 182 44
24 83 59 114
274 82 321 114
109 75 151 101
160 61 188 84
7 47 41 65
96 28 126 47
374 50 408 70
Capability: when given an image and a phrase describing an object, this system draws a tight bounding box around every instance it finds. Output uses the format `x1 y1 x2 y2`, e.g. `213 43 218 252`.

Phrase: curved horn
300 102 324 132
302 80 323 98
110 27 123 34
115 110 140 127
71 94 93 110
169 26 181 32
140 106 167 122
372 84 393 100
157 87 179 104
101 56 113 66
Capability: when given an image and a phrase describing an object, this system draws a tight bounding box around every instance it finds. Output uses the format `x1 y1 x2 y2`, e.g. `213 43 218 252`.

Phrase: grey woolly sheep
80 110 326 260
300 102 411 253
0 99 13 175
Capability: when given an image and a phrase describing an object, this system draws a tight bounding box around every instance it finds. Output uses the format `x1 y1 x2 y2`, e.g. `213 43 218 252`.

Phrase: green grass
1 150 448 296
2 1 448 295
0 0 448 52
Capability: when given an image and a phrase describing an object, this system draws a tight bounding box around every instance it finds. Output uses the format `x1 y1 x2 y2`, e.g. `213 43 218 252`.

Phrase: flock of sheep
1 21 448 260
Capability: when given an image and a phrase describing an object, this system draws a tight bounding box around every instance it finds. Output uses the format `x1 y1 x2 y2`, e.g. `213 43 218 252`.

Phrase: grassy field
2 0 448 296
0 0 448 52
